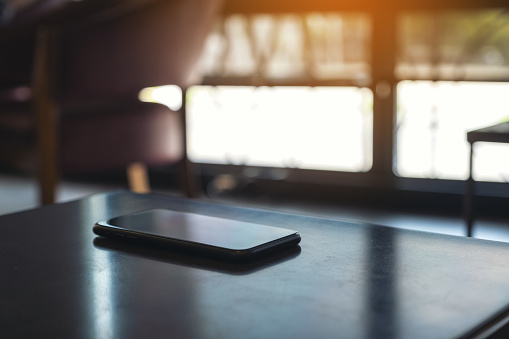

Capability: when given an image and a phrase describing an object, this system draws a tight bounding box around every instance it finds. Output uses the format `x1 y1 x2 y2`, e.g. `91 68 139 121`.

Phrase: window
396 10 509 81
198 13 371 82
148 2 509 199
396 81 509 181
187 85 373 172
395 9 509 183
189 13 373 173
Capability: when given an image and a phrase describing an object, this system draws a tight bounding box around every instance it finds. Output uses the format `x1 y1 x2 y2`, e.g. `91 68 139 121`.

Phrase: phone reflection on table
93 236 301 275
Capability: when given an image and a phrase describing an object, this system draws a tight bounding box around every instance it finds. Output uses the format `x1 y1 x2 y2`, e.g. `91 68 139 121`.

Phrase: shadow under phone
93 236 301 275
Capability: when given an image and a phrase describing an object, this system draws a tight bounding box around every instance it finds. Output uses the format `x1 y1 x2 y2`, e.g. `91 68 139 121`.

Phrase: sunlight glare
138 85 182 111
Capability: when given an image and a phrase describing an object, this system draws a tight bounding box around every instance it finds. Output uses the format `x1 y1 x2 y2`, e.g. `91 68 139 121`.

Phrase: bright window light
396 81 509 182
139 85 182 111
186 86 373 172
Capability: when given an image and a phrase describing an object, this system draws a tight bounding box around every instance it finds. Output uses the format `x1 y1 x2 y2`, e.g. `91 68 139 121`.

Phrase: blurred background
1 0 509 240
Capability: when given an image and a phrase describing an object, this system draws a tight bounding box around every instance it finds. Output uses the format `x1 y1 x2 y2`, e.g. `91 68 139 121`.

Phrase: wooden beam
222 0 509 15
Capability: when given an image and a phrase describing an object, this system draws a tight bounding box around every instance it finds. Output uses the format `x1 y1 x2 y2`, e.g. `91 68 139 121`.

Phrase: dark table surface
467 122 509 144
3 190 509 339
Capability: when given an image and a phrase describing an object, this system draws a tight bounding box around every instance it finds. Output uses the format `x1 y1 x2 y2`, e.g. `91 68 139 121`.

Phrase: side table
464 122 509 237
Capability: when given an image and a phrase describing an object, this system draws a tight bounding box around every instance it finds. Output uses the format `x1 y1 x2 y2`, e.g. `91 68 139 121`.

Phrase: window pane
198 13 371 82
395 81 509 181
187 86 373 172
397 10 509 81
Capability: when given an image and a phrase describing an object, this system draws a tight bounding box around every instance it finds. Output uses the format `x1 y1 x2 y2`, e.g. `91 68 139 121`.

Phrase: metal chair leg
463 142 475 237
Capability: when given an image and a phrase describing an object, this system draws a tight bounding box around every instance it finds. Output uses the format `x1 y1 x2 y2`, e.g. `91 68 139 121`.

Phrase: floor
1 171 509 243
0 172 125 215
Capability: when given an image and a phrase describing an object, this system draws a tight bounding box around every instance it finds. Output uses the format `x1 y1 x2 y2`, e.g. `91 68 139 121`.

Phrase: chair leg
126 162 151 194
178 87 199 198
179 158 199 198
32 26 59 205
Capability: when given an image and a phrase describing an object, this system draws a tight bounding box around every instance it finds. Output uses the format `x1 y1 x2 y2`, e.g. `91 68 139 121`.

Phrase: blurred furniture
5 190 509 338
464 122 509 237
0 0 222 204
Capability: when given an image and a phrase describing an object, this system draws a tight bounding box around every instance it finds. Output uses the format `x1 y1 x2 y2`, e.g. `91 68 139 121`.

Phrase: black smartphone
93 209 301 262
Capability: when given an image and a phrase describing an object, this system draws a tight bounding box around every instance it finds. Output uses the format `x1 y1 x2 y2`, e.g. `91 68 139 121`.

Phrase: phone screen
94 209 301 260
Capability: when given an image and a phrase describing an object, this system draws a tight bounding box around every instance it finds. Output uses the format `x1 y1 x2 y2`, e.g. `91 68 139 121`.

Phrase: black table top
3 190 509 338
467 122 509 144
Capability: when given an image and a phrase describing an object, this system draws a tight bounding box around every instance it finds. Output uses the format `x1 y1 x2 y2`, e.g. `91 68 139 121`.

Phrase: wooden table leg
179 87 199 198
32 26 59 205
126 162 150 194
